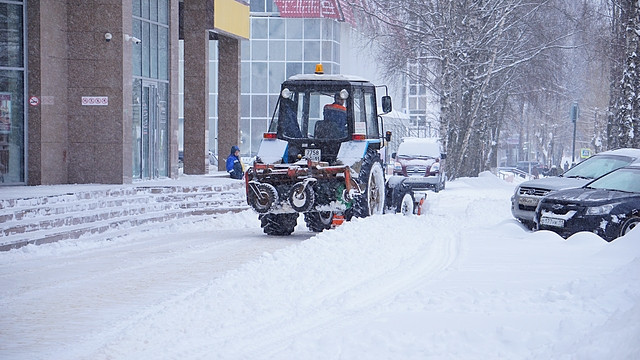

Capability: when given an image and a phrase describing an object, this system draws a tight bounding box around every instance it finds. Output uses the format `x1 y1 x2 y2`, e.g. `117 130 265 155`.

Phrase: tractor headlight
281 88 292 99
585 203 617 215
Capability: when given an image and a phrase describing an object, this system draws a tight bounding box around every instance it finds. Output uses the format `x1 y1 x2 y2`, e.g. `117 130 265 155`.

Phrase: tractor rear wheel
354 149 385 218
259 213 298 236
304 211 333 232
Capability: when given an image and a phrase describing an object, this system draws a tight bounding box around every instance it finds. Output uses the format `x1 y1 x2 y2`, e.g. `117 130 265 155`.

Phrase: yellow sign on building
214 0 250 39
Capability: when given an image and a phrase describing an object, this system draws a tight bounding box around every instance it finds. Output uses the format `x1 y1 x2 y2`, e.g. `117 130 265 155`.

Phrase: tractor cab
263 66 392 165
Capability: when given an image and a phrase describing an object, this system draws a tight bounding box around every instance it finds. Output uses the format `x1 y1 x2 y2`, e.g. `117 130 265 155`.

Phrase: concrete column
217 35 241 171
182 0 209 175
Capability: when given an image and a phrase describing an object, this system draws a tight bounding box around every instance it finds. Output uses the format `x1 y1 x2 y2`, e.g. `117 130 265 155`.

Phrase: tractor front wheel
354 149 385 218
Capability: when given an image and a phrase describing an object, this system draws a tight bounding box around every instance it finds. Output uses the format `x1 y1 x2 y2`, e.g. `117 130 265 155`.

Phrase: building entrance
133 81 167 180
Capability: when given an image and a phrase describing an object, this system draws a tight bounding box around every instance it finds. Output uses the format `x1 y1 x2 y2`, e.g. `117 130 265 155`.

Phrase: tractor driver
322 93 348 137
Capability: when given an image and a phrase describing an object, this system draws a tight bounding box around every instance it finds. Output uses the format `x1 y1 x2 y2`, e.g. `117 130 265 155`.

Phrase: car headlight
585 203 617 215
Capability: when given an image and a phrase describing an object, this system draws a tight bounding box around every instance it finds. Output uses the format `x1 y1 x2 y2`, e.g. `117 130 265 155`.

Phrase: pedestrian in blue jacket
226 145 243 179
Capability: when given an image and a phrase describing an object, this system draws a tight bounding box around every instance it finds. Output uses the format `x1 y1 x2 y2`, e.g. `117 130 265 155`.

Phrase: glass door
141 81 158 179
133 79 168 180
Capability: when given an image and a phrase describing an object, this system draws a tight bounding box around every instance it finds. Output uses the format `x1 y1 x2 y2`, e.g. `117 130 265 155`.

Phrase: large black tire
304 211 333 232
259 213 298 236
354 149 386 218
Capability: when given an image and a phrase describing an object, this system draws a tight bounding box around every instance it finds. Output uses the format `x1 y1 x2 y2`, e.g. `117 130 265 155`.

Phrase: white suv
511 148 640 228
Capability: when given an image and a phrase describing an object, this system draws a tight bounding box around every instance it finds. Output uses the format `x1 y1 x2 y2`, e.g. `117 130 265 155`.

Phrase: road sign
581 148 592 159
29 96 40 106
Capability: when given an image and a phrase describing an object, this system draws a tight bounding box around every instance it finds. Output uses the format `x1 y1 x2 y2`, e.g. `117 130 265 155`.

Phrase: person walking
226 145 243 179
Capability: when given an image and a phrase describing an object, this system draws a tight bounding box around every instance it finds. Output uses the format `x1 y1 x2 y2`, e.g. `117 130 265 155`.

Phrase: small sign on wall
81 96 108 106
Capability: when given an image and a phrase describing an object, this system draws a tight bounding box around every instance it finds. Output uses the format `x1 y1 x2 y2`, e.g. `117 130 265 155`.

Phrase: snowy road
0 215 312 359
1 172 639 359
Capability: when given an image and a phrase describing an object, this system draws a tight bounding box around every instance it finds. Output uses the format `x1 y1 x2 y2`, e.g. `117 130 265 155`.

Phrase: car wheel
619 216 640 238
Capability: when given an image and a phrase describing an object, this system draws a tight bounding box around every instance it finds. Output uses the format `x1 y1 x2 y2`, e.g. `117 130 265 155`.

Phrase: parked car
391 137 446 192
534 164 640 241
511 148 640 228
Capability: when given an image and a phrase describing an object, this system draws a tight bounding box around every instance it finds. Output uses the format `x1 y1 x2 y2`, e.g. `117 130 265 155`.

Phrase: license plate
305 149 321 162
540 216 564 227
518 196 539 207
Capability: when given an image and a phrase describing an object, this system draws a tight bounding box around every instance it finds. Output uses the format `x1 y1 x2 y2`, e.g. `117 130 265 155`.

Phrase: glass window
142 22 150 77
250 118 268 156
268 95 279 116
266 0 278 13
241 95 250 117
150 0 158 22
303 62 316 74
321 41 332 62
133 20 142 76
333 21 340 41
304 19 320 39
304 41 320 61
142 0 149 18
286 41 302 61
209 39 218 60
209 62 218 93
241 39 250 61
332 42 340 63
352 88 364 132
158 26 168 80
133 0 141 17
268 62 285 93
251 62 267 93
208 95 218 117
269 40 285 61
321 19 332 39
252 40 268 61
251 95 267 117
158 0 168 24
250 0 265 12
287 19 303 39
150 24 158 78
241 62 250 92
365 92 378 137
252 18 268 39
286 62 302 78
269 18 284 38
0 3 24 67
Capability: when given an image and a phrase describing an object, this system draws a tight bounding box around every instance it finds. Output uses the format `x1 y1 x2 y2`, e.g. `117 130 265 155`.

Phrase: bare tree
350 0 578 178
